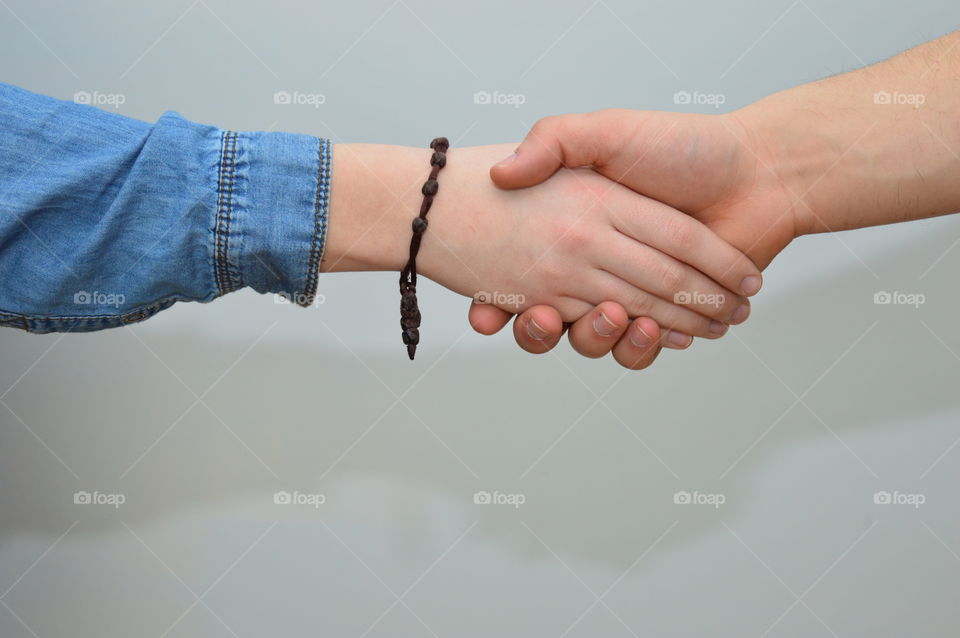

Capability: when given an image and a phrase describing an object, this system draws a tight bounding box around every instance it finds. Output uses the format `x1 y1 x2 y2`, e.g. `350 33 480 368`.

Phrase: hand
418 144 761 336
324 143 762 340
470 109 799 368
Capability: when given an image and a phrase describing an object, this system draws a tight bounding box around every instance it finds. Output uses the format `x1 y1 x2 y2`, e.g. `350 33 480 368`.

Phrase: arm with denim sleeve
0 82 329 332
0 84 760 344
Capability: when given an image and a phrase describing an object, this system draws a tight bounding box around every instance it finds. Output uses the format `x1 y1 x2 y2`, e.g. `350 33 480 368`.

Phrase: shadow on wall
1 223 958 567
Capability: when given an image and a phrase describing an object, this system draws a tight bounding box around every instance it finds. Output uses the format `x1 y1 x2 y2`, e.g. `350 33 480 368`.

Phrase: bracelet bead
421 179 439 196
399 136 449 360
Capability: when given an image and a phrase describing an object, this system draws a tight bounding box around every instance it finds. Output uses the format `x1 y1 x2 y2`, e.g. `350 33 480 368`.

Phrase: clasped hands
326 108 800 370
460 108 797 370
325 33 953 370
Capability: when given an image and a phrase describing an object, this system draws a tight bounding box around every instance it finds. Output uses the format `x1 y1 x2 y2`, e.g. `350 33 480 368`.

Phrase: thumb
490 111 618 189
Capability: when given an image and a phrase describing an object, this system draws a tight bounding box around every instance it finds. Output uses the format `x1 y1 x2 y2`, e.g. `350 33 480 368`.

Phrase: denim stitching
0 298 178 333
214 131 238 295
318 139 331 276
0 314 30 331
221 132 239 292
214 130 229 295
302 138 331 307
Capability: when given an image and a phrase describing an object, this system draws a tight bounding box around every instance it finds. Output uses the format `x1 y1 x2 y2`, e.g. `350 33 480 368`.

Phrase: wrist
731 92 844 239
320 142 506 297
736 36 960 237
323 144 433 273
410 144 518 291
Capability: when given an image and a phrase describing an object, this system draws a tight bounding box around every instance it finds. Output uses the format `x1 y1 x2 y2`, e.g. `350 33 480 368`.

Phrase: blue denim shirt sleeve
0 82 331 333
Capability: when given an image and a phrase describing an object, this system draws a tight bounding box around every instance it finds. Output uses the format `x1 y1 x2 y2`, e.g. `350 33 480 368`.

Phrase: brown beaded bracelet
399 136 449 360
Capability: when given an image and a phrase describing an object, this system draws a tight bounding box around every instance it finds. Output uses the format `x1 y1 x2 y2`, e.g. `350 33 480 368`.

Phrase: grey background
2 1 960 636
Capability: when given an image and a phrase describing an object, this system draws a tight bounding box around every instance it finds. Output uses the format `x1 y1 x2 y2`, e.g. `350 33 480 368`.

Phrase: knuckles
657 263 686 294
625 290 655 317
530 115 565 138
664 218 696 251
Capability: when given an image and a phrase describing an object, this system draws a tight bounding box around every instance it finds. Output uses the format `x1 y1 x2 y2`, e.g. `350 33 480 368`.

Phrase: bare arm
743 29 960 235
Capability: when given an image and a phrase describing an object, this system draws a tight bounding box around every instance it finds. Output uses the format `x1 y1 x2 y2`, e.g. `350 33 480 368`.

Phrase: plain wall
1 1 959 636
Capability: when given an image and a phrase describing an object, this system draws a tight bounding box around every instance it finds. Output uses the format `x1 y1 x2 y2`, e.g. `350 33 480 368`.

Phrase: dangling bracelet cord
399 137 449 360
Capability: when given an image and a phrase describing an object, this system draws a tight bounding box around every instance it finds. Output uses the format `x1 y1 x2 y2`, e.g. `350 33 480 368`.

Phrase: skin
472 30 960 370
322 143 761 341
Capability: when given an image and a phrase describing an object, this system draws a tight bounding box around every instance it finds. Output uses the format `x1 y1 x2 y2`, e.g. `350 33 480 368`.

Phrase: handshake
2 32 955 347
325 31 960 369
463 108 785 371
325 108 782 370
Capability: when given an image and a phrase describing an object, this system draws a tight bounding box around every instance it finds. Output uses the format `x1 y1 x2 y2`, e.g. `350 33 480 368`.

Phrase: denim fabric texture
0 82 332 332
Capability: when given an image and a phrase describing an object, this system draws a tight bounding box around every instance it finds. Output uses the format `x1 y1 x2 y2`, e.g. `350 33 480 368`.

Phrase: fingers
490 111 626 189
561 302 670 370
566 302 630 358
584 270 734 340
472 296 675 372
598 231 746 326
492 115 764 297
511 305 565 354
468 301 514 335
612 317 664 370
610 190 763 297
469 301 566 354
523 301 676 371
566 304 678 369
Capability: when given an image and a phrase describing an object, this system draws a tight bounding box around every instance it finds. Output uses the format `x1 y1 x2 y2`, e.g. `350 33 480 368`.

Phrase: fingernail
740 275 762 296
526 317 548 341
666 331 693 348
497 153 518 166
593 311 619 337
629 323 653 348
709 320 728 336
730 303 750 324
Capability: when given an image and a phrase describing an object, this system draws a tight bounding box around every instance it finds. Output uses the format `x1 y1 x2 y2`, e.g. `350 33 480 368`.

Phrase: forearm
0 83 330 331
741 30 960 236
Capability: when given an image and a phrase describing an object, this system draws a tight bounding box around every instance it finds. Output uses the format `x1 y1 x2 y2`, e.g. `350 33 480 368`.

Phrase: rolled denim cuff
215 131 331 305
